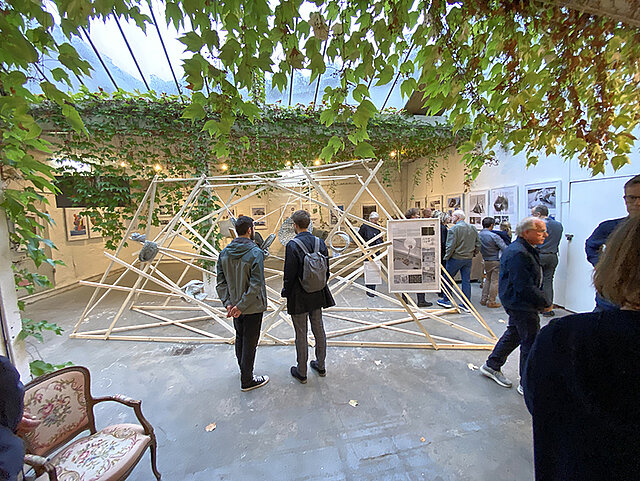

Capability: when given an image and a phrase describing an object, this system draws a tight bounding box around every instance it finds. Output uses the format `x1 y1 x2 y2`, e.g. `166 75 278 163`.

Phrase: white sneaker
517 384 524 395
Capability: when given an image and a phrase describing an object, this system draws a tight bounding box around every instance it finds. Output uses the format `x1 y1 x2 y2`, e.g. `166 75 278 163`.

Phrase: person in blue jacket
479 217 552 394
585 174 640 311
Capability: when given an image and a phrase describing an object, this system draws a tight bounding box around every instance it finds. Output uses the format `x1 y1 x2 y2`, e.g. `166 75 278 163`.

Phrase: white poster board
387 218 441 293
363 260 382 285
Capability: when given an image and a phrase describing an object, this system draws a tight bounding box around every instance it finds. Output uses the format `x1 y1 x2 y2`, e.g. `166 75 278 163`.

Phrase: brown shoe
480 299 487 306
487 301 501 308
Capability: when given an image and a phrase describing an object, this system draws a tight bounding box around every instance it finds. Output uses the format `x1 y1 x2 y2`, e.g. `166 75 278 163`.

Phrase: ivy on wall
34 90 468 247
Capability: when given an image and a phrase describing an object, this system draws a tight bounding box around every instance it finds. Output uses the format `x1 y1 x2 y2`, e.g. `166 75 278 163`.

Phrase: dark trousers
539 252 558 306
233 312 263 386
486 309 540 377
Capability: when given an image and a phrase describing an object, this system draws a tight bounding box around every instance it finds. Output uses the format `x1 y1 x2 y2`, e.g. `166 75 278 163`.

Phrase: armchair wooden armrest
91 395 155 437
24 454 58 481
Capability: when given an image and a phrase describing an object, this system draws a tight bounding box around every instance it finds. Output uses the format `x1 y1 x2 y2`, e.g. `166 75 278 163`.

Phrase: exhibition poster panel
387 218 441 293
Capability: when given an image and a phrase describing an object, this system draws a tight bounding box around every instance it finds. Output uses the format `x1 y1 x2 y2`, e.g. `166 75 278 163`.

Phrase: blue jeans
441 258 472 304
487 309 540 377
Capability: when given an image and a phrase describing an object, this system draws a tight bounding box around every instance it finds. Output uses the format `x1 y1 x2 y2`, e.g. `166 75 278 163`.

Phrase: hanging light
390 150 397 158
153 164 162 172
119 161 127 168
314 158 321 166
285 161 292 167
220 163 228 171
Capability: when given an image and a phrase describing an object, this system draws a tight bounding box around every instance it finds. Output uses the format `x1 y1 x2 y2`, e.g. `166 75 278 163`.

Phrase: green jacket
216 237 267 315
444 220 480 260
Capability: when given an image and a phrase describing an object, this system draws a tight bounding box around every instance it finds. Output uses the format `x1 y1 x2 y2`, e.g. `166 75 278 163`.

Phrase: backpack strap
314 236 320 253
291 237 311 254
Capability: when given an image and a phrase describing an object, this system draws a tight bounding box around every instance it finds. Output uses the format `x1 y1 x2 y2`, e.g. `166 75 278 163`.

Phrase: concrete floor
23 271 569 481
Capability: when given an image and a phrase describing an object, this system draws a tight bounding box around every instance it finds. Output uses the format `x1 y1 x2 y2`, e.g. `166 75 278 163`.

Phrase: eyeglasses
624 195 640 203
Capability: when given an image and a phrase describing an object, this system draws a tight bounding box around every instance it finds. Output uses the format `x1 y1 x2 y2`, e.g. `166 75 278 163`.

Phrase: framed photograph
525 181 561 220
467 190 488 229
362 204 377 221
427 195 443 211
490 185 518 226
65 208 89 241
330 204 345 225
87 211 103 239
157 204 174 225
414 200 421 209
251 205 267 229
445 193 463 213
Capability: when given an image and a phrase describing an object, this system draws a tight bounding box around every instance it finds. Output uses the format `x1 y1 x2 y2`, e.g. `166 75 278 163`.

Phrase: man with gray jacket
217 216 269 391
437 209 480 311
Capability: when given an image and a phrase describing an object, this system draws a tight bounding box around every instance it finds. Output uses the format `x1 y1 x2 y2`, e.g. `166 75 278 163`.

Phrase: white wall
405 143 639 312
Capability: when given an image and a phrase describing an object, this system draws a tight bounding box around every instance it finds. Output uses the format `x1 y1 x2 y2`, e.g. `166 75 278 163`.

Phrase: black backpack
291 236 328 293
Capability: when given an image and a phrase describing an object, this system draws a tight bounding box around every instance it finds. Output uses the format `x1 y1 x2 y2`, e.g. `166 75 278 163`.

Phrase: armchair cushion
34 424 151 481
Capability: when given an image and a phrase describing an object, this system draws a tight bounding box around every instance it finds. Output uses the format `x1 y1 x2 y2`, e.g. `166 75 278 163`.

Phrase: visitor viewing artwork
387 218 441 292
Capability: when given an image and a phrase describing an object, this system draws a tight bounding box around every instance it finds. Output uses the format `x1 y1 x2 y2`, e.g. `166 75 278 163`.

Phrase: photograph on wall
87 211 103 239
414 200 421 209
251 206 267 228
362 204 377 221
490 186 518 215
427 195 443 212
445 193 463 213
65 208 89 241
330 204 345 225
467 190 488 228
387 218 441 293
157 204 174 225
526 181 561 220
303 202 322 227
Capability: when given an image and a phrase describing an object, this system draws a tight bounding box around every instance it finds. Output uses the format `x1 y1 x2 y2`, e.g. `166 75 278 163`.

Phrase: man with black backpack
282 210 336 384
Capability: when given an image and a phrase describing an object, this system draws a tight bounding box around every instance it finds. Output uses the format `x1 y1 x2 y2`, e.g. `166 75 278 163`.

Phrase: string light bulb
153 164 162 172
119 161 127 168
314 158 321 166
390 150 397 158
220 163 228 171
285 161 291 167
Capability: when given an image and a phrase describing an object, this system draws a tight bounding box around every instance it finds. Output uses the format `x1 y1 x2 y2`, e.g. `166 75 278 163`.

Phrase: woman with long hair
523 217 640 480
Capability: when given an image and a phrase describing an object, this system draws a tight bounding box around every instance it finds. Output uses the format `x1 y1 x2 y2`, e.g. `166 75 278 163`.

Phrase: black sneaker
290 366 307 384
417 301 433 307
241 375 269 392
310 360 326 377
542 310 555 318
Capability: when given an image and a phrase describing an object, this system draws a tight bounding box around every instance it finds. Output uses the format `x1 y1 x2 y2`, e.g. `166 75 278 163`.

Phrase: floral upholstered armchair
20 366 161 481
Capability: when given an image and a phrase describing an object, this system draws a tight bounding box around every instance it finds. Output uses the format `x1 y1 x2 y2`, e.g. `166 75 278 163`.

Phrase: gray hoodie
216 237 267 315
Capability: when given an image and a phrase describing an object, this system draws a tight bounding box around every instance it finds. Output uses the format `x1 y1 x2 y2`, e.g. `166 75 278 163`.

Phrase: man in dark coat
480 216 552 394
357 211 383 297
531 204 563 317
585 173 640 311
282 210 335 384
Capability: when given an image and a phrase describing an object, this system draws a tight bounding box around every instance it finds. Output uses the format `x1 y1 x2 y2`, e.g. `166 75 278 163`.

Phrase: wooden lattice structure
71 160 498 350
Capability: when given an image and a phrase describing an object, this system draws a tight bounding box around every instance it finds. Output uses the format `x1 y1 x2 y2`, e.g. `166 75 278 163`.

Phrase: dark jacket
0 356 24 481
493 229 512 246
523 310 640 481
216 237 267 315
498 237 548 312
585 216 627 266
282 231 335 315
357 223 382 246
439 224 448 262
